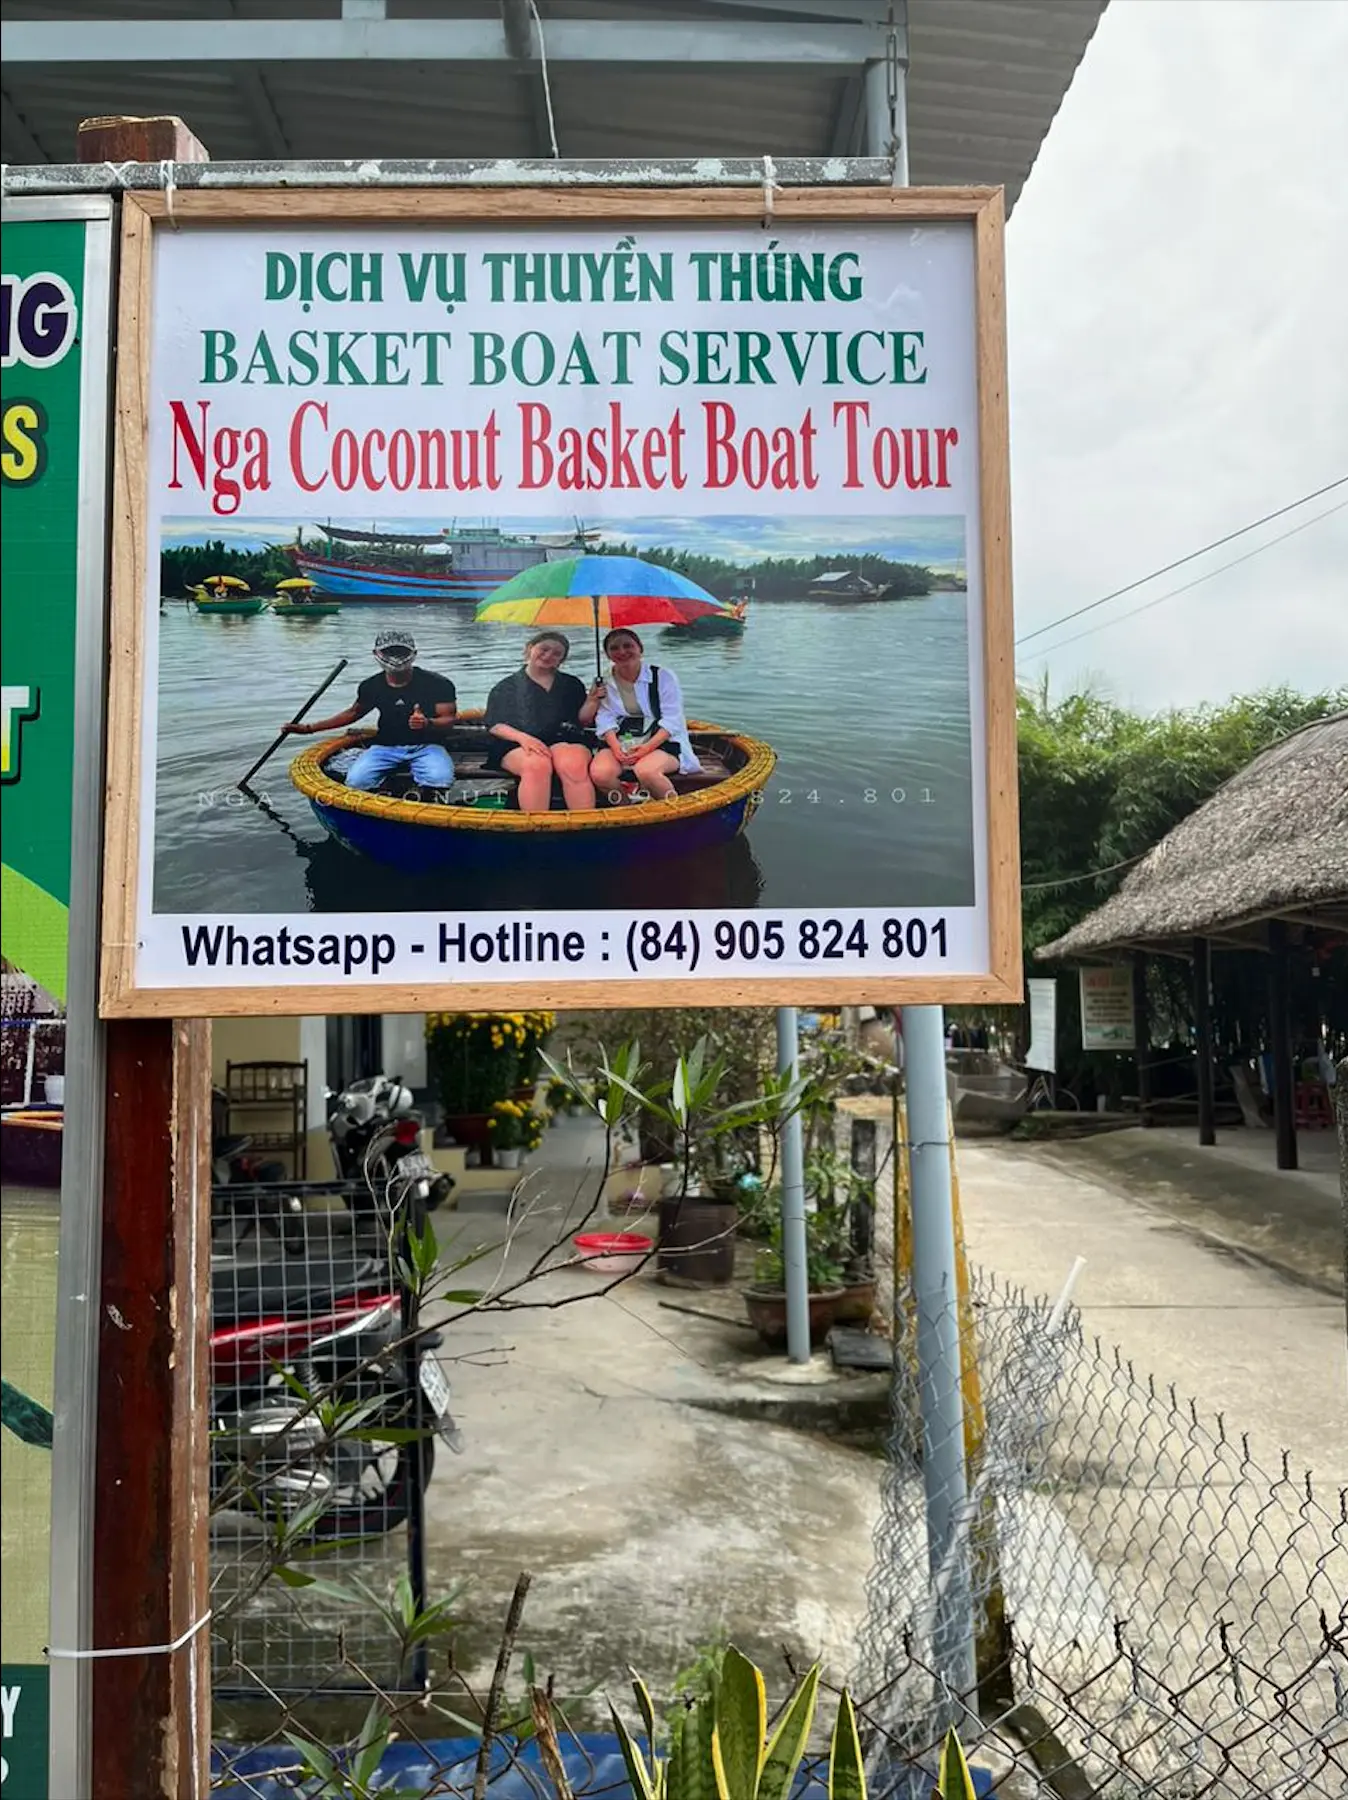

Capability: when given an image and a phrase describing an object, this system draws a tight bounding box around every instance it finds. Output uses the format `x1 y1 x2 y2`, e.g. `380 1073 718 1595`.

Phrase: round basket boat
290 713 775 872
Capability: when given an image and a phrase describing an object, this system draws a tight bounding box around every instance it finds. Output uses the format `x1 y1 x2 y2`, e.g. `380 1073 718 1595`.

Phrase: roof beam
217 0 291 158
1 86 49 163
4 18 880 66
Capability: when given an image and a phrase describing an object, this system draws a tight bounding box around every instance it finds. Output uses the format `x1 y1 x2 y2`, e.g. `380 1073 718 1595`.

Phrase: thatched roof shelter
1039 713 1348 960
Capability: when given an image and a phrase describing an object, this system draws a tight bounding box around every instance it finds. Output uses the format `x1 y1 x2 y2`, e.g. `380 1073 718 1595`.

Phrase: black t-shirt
355 668 457 745
483 668 588 765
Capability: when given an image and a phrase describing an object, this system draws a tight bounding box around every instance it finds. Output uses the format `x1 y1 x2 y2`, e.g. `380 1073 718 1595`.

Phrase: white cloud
1007 0 1348 708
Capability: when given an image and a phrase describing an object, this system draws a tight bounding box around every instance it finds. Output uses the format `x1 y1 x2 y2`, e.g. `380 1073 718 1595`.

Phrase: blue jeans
344 742 456 792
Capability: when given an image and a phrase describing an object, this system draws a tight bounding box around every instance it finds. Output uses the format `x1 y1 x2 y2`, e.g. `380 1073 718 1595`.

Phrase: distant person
281 628 457 793
484 630 602 812
590 629 699 802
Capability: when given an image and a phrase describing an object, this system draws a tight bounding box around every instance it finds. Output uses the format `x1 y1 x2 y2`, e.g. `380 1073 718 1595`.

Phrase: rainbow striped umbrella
475 554 734 671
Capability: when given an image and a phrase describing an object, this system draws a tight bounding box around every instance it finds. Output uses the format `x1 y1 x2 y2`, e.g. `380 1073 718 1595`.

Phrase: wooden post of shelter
79 113 213 1800
1192 935 1216 1147
1131 950 1153 1126
1266 919 1298 1172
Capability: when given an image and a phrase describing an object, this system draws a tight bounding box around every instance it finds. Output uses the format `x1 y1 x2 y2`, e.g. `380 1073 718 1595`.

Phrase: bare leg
502 746 554 812
590 748 625 801
632 750 679 800
551 743 596 810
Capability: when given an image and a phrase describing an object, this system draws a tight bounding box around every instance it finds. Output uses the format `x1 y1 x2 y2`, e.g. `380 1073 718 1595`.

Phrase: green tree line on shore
606 543 936 600
160 539 292 596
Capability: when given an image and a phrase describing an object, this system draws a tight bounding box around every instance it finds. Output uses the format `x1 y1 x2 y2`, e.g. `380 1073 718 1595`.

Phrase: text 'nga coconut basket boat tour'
289 714 775 872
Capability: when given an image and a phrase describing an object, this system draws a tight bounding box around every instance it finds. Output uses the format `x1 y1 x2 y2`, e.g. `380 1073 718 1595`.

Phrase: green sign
2 218 86 1001
1 1667 50 1800
2 213 90 1800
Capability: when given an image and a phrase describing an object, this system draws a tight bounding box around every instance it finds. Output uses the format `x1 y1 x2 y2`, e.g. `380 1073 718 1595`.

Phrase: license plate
418 1353 453 1417
400 1151 437 1181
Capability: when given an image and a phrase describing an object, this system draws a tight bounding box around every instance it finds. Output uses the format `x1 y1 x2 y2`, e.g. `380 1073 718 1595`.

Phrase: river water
153 594 975 913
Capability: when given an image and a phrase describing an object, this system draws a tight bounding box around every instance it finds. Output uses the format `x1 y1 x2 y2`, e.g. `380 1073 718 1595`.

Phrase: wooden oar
238 657 348 789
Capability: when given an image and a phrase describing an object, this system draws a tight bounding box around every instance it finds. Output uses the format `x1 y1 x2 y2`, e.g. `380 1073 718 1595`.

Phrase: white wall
381 1014 427 1089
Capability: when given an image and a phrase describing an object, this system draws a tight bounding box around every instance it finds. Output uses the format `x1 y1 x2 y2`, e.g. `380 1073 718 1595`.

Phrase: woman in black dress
483 631 604 811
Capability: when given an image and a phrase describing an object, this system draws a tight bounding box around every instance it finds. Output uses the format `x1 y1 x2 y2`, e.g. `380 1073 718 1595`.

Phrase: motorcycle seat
211 1256 383 1325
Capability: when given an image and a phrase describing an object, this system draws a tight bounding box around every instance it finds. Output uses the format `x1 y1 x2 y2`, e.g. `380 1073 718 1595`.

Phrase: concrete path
953 1137 1348 1488
424 1116 883 1705
1033 1122 1342 1294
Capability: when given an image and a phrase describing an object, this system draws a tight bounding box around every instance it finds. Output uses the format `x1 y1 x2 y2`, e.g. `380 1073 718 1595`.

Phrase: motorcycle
326 1073 455 1235
210 1249 463 1540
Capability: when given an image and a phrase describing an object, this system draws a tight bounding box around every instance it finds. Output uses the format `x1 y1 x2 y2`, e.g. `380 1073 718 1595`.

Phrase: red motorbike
210 1251 460 1539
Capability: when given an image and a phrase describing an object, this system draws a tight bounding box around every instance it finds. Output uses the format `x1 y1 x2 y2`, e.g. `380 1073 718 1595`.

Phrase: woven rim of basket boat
290 717 776 835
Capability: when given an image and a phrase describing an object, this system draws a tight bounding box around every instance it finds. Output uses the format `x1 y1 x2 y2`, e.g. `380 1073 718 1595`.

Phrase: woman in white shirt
590 628 700 802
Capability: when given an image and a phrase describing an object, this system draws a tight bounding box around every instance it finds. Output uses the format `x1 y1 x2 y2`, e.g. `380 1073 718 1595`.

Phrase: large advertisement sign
101 189 1019 1015
2 199 111 1800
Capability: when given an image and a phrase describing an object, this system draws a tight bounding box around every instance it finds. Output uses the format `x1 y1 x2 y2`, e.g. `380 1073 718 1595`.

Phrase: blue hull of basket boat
307 790 756 871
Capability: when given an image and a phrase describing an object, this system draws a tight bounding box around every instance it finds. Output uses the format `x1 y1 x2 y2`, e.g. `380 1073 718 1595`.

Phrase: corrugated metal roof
0 1 1106 207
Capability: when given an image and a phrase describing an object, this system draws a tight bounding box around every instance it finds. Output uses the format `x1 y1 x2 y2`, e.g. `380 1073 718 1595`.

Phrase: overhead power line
1015 475 1348 647
1018 498 1348 663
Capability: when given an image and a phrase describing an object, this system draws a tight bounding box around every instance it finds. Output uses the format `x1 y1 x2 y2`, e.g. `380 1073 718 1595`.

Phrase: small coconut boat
191 575 265 616
290 713 775 872
270 577 342 618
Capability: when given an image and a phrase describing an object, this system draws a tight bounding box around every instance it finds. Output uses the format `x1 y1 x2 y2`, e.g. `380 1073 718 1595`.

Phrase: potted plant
542 1036 805 1290
649 1038 804 1290
487 1098 527 1168
519 1104 545 1161
743 1213 848 1348
426 1013 524 1156
512 1010 555 1101
544 1077 573 1124
805 1149 876 1324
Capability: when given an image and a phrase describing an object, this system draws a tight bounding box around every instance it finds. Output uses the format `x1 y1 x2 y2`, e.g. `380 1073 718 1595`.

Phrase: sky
1006 0 1348 710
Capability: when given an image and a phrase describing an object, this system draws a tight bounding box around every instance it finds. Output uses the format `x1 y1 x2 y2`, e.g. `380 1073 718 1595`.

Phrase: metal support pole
862 1 908 181
1192 936 1216 1147
1267 920 1298 1172
1131 951 1153 1127
776 1007 811 1364
902 1003 977 1706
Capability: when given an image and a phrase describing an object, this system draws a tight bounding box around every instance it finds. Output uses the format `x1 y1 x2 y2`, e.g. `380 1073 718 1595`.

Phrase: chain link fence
856 1266 1347 1798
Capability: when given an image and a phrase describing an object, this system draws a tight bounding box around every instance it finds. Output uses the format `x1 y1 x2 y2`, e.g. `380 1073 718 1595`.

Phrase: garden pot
833 1280 877 1324
494 1146 523 1169
743 1284 846 1349
442 1112 494 1155
656 1195 737 1288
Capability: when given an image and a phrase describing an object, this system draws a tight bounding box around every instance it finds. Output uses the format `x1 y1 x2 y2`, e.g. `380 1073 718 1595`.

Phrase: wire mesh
856 1265 1348 1798
209 1168 436 1699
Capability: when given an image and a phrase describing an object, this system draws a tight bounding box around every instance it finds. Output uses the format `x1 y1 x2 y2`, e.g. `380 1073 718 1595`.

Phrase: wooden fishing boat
290 714 775 871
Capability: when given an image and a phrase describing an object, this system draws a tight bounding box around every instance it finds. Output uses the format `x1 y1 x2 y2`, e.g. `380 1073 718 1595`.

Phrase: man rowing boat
281 628 457 792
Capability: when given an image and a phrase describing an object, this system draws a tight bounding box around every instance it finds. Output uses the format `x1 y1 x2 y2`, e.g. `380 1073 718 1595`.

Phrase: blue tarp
212 1732 994 1798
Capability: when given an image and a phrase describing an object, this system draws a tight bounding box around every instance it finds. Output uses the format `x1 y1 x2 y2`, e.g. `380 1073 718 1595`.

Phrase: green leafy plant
426 1012 525 1115
751 1212 847 1294
610 1646 855 1800
488 1097 531 1149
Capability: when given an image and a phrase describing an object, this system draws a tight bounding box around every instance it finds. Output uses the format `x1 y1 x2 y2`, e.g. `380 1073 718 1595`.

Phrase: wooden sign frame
100 185 1019 1017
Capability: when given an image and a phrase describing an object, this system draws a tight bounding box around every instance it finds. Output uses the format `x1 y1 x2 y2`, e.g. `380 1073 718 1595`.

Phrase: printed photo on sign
154 511 975 918
107 203 1018 1006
